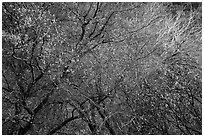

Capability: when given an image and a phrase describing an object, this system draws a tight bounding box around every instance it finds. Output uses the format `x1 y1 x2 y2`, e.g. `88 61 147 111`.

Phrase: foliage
2 2 202 135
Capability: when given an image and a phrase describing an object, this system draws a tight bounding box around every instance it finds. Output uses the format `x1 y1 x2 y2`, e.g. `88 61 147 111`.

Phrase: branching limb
47 115 80 135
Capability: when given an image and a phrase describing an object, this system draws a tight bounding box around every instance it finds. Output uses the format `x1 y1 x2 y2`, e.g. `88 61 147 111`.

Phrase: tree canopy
2 2 202 135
